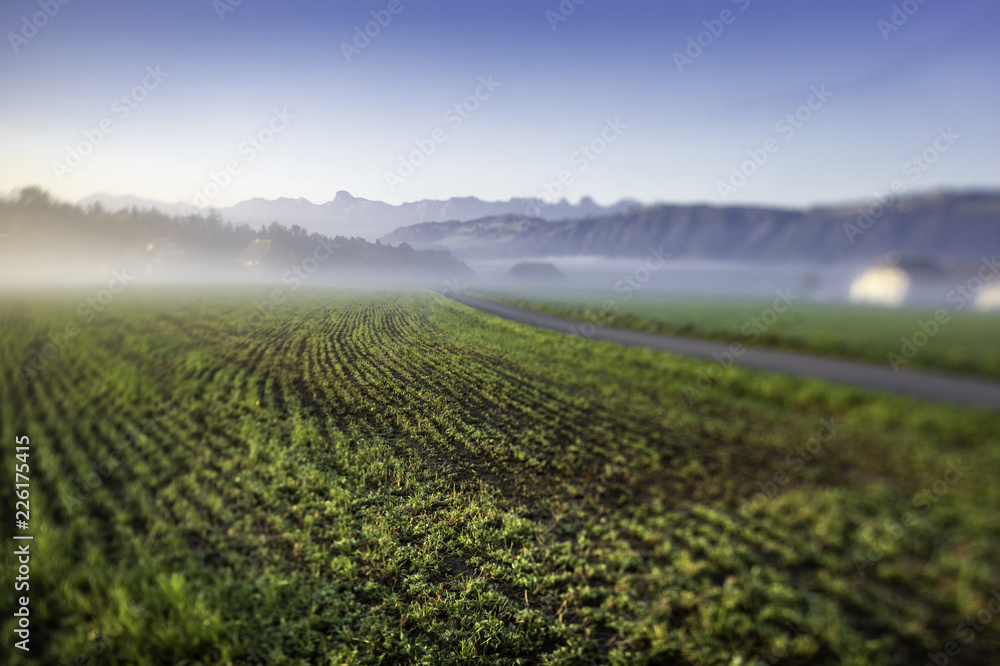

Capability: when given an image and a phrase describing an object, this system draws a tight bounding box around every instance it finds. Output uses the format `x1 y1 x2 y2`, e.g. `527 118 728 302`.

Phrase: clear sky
1 0 997 209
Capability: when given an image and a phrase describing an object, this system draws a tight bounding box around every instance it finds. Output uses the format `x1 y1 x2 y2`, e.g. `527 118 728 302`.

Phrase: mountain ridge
379 191 1000 265
72 190 641 241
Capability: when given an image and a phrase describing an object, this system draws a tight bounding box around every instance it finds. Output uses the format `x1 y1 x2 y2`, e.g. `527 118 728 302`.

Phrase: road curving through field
445 291 1000 411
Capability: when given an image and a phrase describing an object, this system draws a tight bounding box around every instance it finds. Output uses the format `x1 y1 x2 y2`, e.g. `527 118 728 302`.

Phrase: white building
976 283 1000 311
849 265 910 306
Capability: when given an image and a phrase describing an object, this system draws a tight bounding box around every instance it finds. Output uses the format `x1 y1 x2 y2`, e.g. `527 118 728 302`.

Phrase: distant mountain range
74 191 641 242
20 188 1000 267
380 191 1000 265
1 187 471 285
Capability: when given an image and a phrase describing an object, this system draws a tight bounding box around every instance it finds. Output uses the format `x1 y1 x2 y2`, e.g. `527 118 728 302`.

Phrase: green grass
1 287 999 664
473 289 1000 380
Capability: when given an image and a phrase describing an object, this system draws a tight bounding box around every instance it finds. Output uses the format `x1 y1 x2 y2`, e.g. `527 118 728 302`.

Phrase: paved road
445 292 1000 411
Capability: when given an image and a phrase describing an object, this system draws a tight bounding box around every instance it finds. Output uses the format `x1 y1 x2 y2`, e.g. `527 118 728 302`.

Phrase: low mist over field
0 187 472 288
2 1 999 664
3 187 998 310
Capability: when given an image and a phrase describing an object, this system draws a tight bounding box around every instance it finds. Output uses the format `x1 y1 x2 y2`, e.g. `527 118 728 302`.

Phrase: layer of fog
0 257 461 291
2 251 993 313
468 256 858 302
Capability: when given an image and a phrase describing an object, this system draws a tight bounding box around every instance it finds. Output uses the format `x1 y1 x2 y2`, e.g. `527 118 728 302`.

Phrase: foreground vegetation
1 287 999 664
475 290 1000 380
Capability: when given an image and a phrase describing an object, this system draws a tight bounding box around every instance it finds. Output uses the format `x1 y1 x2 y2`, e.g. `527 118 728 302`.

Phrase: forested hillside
382 191 1000 264
0 187 471 284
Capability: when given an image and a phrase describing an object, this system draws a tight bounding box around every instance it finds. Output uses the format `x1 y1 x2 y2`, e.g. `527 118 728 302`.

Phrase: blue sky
1 0 997 208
